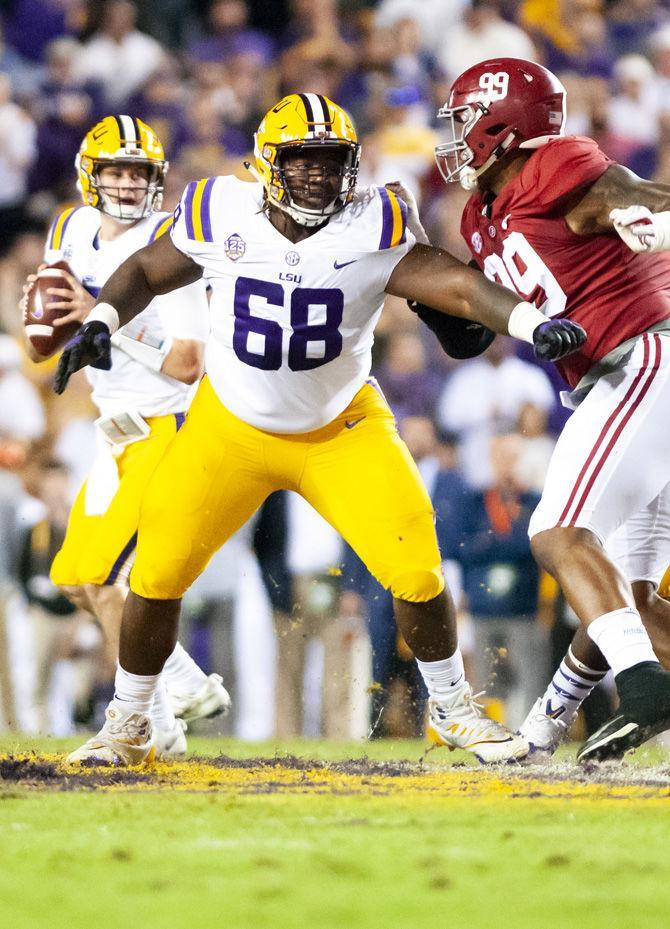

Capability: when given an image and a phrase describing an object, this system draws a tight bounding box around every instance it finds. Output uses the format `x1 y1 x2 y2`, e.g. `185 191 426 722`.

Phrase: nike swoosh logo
545 700 566 720
334 259 357 269
345 416 366 429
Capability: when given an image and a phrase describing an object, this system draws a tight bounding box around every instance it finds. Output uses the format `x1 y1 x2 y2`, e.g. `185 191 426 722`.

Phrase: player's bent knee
389 567 445 603
56 583 89 610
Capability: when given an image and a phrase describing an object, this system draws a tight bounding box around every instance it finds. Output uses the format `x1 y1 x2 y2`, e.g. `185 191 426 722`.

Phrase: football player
431 57 670 762
53 93 583 766
21 116 230 756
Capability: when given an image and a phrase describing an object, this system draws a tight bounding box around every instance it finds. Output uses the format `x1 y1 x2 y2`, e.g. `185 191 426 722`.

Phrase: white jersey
45 206 209 418
170 176 415 432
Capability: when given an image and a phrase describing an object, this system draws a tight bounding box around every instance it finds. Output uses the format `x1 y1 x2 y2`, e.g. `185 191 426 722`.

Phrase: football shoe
577 661 670 762
427 682 529 763
153 718 187 759
67 704 154 765
169 673 231 723
518 697 574 763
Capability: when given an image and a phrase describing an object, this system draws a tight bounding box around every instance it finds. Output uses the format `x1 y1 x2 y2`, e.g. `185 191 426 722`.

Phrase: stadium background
0 0 668 741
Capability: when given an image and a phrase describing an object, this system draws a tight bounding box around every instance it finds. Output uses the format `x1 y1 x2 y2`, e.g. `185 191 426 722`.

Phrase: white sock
151 677 177 730
416 649 465 698
163 642 207 694
587 607 658 677
537 648 607 723
113 664 160 715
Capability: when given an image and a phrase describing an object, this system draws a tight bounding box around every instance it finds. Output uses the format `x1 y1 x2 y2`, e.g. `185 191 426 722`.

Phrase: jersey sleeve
362 186 416 290
519 136 612 211
44 206 80 262
147 213 174 245
170 177 220 266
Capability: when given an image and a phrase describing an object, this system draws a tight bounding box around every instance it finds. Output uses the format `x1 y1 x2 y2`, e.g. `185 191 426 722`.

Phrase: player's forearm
95 252 156 328
387 244 521 334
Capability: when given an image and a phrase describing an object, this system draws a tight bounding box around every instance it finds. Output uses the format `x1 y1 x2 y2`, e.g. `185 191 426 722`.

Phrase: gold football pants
130 377 444 603
51 413 186 587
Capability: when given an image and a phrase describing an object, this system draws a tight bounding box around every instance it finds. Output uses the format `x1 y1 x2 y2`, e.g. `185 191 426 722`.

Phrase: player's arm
566 163 670 250
53 235 203 394
383 182 496 359
386 243 585 361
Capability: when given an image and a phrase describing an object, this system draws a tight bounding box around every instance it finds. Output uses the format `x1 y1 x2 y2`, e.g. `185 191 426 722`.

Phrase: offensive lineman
22 116 230 755
53 94 584 766
432 58 670 762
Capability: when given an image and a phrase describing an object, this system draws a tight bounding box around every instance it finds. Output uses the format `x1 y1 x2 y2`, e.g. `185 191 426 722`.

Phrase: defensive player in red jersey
433 57 670 762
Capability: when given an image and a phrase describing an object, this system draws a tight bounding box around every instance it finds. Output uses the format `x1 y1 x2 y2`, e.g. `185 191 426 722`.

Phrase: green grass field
1 734 670 929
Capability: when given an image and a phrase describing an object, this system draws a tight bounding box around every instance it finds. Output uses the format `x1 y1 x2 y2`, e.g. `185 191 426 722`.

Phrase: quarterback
23 116 230 755
434 57 670 762
54 94 583 766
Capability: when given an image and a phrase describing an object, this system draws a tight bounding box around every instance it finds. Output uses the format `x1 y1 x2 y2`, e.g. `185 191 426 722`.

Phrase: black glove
54 320 112 395
408 300 496 359
532 319 587 362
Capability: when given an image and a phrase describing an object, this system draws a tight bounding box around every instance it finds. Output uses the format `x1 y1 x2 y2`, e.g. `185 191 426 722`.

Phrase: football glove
610 205 662 252
532 319 587 362
54 320 112 394
408 300 496 359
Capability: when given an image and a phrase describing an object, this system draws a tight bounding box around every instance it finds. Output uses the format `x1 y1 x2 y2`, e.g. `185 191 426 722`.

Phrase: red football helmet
435 58 566 190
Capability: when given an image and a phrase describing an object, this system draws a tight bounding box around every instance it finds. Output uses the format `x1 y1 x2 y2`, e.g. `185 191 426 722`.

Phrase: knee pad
389 566 445 603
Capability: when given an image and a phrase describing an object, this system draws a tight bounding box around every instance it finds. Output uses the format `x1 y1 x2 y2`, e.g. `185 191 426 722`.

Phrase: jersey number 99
233 276 344 371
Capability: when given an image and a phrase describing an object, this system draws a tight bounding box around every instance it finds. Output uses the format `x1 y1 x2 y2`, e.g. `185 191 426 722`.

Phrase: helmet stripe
131 116 142 143
117 114 138 147
315 95 332 127
298 93 316 125
304 92 330 135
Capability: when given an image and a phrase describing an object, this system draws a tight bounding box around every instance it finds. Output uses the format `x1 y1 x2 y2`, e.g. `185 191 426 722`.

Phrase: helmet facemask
77 155 166 223
435 102 516 191
259 139 360 227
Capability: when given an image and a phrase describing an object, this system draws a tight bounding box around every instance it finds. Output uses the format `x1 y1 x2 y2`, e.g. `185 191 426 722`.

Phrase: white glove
610 205 662 252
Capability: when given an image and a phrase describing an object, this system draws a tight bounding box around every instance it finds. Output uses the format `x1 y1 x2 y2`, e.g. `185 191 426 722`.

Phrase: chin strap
459 132 517 191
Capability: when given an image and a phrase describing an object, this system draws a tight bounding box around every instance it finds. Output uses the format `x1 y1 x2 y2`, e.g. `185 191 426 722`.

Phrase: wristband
85 302 120 334
507 301 546 344
110 331 173 372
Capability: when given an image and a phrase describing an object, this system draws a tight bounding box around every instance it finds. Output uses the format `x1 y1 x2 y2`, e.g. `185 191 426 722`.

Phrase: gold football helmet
76 115 168 221
254 93 360 226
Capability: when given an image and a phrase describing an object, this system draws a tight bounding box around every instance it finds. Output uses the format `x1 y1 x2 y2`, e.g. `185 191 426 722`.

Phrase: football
24 260 80 358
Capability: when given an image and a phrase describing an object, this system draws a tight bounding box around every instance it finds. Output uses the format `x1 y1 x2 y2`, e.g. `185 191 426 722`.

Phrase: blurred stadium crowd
0 0 667 742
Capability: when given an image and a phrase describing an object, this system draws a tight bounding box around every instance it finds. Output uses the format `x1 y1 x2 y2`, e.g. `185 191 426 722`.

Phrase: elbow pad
408 300 495 359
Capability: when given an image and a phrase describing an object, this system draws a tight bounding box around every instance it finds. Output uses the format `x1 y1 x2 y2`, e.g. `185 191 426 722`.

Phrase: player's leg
53 415 225 746
522 483 670 759
68 379 273 764
300 383 528 762
528 333 670 760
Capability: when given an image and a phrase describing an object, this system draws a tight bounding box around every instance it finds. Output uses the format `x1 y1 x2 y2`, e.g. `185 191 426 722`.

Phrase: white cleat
518 697 574 763
427 683 529 763
169 673 231 723
153 718 187 758
67 705 154 766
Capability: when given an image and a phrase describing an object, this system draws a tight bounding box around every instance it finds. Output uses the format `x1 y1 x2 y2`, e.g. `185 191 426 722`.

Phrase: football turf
1 735 669 929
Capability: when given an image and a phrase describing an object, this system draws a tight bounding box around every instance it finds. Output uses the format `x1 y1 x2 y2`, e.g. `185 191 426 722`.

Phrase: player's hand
385 181 429 244
18 264 46 320
610 205 657 252
49 267 96 325
385 181 418 218
533 319 586 361
54 321 112 394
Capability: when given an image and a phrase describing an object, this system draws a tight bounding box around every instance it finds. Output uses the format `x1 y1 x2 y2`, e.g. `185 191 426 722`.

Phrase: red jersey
461 136 670 387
